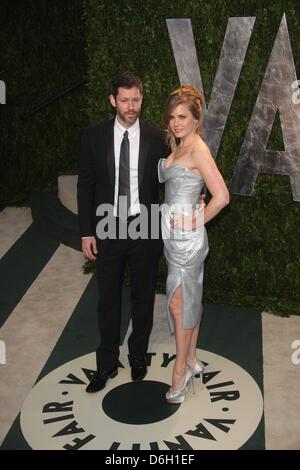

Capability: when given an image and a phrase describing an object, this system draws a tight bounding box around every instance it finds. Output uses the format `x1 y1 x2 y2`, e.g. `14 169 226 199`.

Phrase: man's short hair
110 72 143 98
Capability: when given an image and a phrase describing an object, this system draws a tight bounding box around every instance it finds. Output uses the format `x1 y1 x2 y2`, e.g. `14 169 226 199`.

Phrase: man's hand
170 193 206 231
198 192 206 208
170 205 204 231
82 236 98 261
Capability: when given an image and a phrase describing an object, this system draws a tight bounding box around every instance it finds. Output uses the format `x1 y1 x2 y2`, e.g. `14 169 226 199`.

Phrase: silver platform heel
190 359 205 389
166 366 193 404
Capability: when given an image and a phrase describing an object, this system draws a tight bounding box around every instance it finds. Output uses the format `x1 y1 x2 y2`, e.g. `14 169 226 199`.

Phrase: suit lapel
138 120 150 189
105 119 115 186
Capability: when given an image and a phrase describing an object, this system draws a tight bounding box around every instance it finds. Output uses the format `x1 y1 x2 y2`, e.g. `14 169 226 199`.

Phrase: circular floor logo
20 345 263 450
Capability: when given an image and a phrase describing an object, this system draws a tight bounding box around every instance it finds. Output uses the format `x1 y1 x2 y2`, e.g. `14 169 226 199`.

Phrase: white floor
0 242 91 444
262 312 300 449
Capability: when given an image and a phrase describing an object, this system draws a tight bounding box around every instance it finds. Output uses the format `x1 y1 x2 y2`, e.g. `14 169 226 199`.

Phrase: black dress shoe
86 367 118 393
130 359 147 382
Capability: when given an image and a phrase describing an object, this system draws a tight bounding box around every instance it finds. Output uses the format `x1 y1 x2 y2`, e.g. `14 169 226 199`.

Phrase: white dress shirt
113 116 140 217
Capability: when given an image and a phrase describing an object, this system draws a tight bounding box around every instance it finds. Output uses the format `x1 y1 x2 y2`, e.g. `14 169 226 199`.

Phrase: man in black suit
77 72 169 392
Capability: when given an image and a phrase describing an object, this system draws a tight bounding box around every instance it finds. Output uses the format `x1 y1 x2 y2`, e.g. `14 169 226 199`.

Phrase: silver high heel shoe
189 359 205 388
166 366 193 404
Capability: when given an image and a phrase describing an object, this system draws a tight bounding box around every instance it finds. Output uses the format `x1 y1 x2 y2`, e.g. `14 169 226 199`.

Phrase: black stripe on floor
199 303 265 449
1 278 132 449
0 223 59 327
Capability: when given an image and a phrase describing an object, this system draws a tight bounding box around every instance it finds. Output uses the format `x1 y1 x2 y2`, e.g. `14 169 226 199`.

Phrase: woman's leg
186 321 200 368
169 286 193 389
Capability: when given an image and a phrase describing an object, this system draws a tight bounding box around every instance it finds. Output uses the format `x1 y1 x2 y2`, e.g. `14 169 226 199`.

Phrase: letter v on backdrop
0 80 6 104
167 14 300 202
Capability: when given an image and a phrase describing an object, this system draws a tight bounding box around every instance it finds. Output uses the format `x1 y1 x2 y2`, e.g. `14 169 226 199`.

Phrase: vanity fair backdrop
1 0 300 314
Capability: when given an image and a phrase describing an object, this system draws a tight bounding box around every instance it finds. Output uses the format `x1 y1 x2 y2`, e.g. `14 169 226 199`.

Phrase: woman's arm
171 148 229 231
193 149 230 225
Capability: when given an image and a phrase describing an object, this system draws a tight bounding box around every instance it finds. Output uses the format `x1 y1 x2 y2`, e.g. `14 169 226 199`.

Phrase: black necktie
118 130 130 218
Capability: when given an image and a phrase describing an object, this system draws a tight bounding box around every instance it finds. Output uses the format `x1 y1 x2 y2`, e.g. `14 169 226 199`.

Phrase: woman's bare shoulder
191 139 212 162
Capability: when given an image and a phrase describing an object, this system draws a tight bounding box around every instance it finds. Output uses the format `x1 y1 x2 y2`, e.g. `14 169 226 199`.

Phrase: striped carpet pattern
0 203 299 449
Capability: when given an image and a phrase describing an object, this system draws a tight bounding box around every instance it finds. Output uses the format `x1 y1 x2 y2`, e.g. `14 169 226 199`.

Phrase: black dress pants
95 235 162 372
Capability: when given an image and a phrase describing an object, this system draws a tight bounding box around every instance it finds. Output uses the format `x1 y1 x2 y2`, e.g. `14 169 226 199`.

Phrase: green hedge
1 1 299 315
83 0 300 315
0 0 88 208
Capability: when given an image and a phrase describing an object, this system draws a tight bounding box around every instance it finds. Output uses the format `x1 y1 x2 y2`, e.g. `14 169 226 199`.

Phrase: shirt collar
114 116 140 138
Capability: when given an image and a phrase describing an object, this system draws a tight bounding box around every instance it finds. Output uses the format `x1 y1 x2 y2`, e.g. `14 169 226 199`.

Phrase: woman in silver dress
158 86 229 403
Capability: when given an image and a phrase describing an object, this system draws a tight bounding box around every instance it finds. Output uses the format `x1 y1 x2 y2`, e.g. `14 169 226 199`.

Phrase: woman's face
168 103 196 140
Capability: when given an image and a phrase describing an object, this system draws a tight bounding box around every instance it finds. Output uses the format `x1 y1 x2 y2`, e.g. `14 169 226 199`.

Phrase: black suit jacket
77 118 169 237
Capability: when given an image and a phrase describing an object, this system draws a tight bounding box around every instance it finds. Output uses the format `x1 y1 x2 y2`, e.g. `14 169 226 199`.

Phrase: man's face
109 86 143 128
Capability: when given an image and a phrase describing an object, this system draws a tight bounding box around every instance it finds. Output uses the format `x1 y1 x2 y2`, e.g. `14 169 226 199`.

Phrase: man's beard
118 110 139 126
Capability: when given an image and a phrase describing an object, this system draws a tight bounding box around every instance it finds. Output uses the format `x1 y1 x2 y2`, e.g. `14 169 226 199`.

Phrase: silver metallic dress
158 158 209 334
